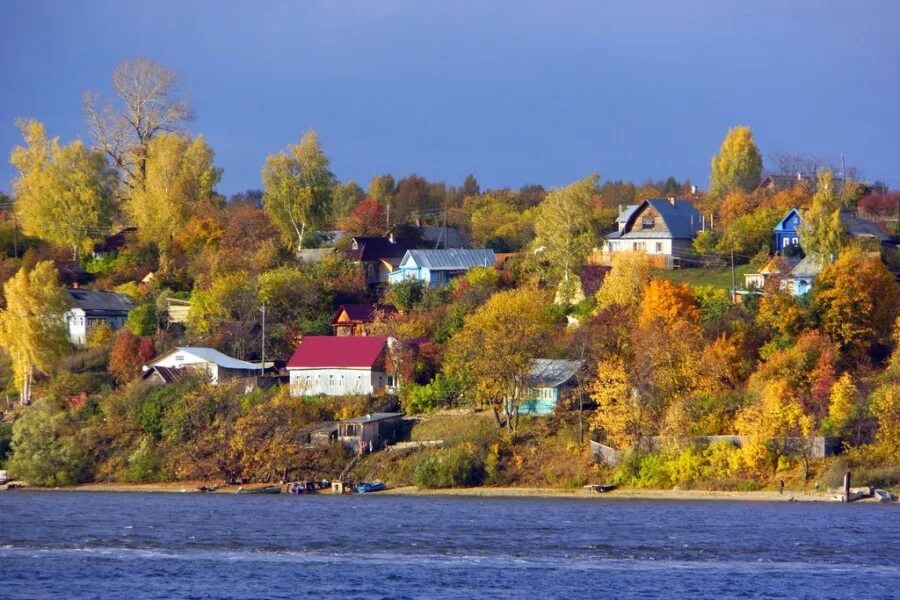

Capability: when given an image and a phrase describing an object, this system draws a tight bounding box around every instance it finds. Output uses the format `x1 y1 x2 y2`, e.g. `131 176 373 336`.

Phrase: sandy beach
4 480 872 502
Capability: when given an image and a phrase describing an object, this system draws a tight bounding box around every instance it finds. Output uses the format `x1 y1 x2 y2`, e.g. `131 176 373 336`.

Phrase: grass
652 264 755 290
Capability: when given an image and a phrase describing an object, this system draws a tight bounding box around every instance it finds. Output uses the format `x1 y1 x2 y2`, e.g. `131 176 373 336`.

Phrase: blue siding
520 387 559 415
774 209 801 251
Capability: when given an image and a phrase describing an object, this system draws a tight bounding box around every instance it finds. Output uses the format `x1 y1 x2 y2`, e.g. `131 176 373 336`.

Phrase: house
419 225 468 249
337 412 404 453
743 256 800 290
782 255 823 297
775 208 890 254
344 235 416 287
93 227 137 257
331 304 397 336
604 198 703 267
65 288 135 345
774 209 802 253
142 347 263 385
520 359 585 415
286 336 395 396
387 249 496 286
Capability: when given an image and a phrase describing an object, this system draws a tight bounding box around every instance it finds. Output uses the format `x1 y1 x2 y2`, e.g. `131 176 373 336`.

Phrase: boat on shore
235 485 282 494
288 480 330 494
354 481 386 494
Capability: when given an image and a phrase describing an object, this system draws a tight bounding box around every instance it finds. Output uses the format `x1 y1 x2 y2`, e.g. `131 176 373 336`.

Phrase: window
329 374 335 387
783 238 790 248
792 237 799 245
641 217 655 230
655 242 663 253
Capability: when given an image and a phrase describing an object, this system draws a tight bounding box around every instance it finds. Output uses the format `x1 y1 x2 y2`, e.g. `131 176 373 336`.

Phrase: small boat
353 481 386 494
874 489 894 503
583 483 617 494
288 481 322 494
235 485 282 494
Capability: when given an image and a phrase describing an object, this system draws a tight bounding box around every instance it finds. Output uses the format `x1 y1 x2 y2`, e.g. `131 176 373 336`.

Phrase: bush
414 445 485 488
400 375 463 414
126 304 158 336
386 279 425 310
122 436 165 483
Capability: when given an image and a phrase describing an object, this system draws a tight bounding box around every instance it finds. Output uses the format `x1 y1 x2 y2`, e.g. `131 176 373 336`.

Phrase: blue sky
2 1 899 196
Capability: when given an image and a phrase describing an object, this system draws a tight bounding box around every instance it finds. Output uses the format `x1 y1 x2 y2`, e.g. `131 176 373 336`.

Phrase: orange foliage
638 278 700 328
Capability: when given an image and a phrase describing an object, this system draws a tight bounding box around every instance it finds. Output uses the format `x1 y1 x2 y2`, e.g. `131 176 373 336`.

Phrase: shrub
400 375 463 414
122 436 164 483
414 445 485 488
126 304 158 336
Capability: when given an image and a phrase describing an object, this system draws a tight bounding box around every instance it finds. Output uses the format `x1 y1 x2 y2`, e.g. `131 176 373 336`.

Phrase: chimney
668 197 676 207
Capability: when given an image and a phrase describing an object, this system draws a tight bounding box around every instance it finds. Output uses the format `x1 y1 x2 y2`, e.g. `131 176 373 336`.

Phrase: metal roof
789 255 824 278
615 205 640 223
644 199 703 239
341 412 404 425
400 248 496 271
154 347 262 371
527 359 584 388
66 289 135 315
287 336 389 369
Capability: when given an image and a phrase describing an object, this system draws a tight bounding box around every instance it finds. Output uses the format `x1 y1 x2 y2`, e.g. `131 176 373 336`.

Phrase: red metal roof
286 336 389 369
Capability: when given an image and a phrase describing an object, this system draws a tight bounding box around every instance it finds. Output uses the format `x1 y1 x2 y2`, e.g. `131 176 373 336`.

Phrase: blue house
388 249 496 286
774 209 802 253
520 359 584 416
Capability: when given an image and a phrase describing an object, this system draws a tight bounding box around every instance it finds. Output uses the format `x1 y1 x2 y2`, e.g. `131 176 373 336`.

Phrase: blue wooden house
520 359 584 415
388 249 496 286
774 209 802 253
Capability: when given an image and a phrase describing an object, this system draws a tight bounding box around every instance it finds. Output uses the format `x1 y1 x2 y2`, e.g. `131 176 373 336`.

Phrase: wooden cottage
331 304 397 336
65 289 135 345
142 347 263 385
520 359 585 415
387 249 496 286
338 412 404 453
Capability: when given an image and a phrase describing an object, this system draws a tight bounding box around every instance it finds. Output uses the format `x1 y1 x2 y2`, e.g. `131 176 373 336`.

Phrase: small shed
338 412 404 453
520 359 585 415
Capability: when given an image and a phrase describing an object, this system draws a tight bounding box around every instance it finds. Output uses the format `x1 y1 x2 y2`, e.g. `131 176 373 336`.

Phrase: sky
2 0 900 197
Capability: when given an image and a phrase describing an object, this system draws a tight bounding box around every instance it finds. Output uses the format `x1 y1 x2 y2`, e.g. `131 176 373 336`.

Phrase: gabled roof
287 336 389 369
774 208 801 232
611 198 701 240
141 365 196 384
94 227 137 254
527 359 584 388
346 236 415 262
789 255 825 278
758 255 800 276
841 212 890 241
67 289 135 315
341 412 404 425
152 347 262 370
399 249 496 271
419 225 468 249
332 304 397 324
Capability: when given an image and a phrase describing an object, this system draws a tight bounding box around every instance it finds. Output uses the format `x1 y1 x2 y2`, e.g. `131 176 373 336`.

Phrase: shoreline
4 481 879 503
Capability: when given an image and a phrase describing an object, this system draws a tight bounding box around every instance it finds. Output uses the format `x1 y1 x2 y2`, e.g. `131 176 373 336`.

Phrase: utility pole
730 251 736 303
260 304 266 376
840 154 846 202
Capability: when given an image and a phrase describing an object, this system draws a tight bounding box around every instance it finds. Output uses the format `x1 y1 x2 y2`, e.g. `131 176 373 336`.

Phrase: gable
775 209 801 232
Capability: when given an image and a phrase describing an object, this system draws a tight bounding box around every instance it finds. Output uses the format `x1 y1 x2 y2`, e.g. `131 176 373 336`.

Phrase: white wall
607 238 673 255
288 367 392 396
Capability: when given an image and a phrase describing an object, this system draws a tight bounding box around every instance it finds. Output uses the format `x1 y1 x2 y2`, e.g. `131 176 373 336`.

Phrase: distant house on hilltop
286 336 395 396
743 256 800 290
331 304 397 336
604 198 702 267
388 249 496 286
65 288 135 345
774 208 890 255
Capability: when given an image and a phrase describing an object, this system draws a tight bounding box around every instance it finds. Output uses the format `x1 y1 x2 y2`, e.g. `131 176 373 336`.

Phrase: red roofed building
286 336 394 396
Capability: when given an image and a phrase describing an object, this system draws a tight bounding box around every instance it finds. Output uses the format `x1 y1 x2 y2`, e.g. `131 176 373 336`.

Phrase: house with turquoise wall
520 359 584 415
388 249 496 286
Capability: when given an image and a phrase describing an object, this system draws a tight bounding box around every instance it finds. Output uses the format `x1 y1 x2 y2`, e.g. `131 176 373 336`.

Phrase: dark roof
419 225 468 249
141 365 195 384
67 289 135 315
610 198 702 240
345 236 416 262
94 227 137 254
287 336 389 369
341 412 404 425
332 304 397 325
840 212 890 241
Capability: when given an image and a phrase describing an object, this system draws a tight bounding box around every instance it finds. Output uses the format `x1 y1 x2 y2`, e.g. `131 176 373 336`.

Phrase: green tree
10 119 118 258
188 271 259 358
533 174 600 289
0 262 69 404
709 125 763 198
798 170 843 262
128 133 222 250
7 397 91 485
262 130 335 253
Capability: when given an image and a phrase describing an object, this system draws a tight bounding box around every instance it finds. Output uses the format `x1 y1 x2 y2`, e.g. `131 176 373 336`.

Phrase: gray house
65 289 135 345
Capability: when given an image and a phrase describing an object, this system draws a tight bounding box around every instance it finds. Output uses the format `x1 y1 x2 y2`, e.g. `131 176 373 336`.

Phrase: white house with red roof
286 336 395 396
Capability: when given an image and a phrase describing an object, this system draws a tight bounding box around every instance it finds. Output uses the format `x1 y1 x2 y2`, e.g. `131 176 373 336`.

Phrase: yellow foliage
638 278 700 329
594 251 652 313
825 373 857 435
589 357 648 448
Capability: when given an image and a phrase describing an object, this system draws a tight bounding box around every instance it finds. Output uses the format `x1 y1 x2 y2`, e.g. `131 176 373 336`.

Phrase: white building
605 198 703 264
142 347 263 385
65 289 135 345
286 336 394 396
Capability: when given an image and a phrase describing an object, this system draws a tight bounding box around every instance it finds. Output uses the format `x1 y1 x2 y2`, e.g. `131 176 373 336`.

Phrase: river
0 491 897 599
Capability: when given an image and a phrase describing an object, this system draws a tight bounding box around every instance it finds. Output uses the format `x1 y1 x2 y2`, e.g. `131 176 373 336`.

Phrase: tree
0 262 69 404
10 120 118 259
444 287 554 434
822 373 857 436
813 248 900 354
128 133 221 250
638 279 700 329
188 271 259 358
709 125 763 198
84 58 193 190
533 174 600 286
109 329 156 383
339 196 386 237
594 251 652 313
7 397 90 485
330 180 366 222
261 130 335 253
798 170 843 262
590 357 648 448
461 174 480 198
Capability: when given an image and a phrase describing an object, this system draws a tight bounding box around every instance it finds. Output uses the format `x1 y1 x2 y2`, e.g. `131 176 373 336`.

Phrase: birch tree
10 120 117 259
709 125 763 198
84 58 193 190
0 262 69 405
261 131 335 254
798 170 844 262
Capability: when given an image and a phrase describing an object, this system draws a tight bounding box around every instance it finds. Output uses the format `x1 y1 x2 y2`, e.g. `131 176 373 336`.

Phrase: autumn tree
128 133 221 251
0 261 69 404
798 170 844 261
84 58 193 190
339 196 386 237
188 271 259 358
821 373 858 437
709 125 763 198
330 180 366 222
10 120 118 258
261 130 335 253
108 329 156 384
590 357 650 448
638 279 700 329
813 248 900 354
594 251 652 313
737 379 812 474
533 174 600 301
443 287 555 435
